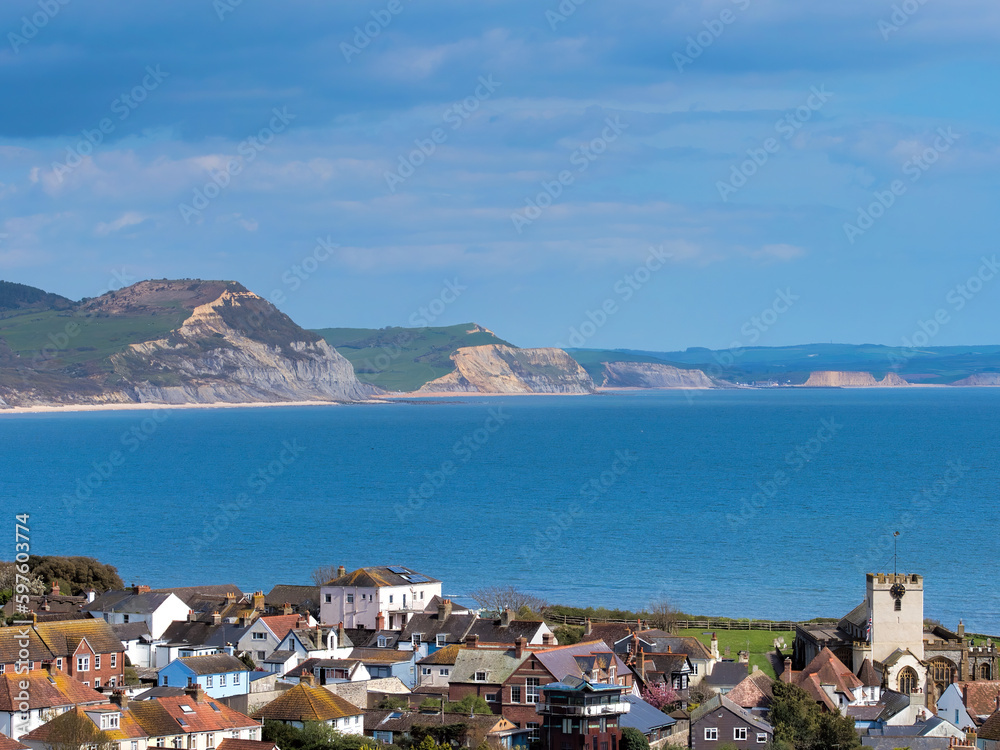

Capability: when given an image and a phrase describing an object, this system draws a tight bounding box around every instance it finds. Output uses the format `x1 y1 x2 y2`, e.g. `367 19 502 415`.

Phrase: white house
318 566 442 630
84 587 191 640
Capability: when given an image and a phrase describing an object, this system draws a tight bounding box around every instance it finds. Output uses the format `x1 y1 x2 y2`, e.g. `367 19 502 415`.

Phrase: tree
469 585 547 617
45 710 117 750
640 682 679 712
311 565 341 586
620 727 650 750
27 556 123 595
445 694 493 715
646 598 679 634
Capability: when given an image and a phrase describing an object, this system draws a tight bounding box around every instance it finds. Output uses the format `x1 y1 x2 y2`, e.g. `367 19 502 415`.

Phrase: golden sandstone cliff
417 345 596 394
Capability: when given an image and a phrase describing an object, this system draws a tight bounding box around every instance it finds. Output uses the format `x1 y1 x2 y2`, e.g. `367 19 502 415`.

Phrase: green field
314 323 513 392
678 628 795 679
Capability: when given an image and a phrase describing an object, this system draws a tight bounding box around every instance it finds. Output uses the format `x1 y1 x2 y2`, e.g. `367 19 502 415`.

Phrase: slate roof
323 566 439 588
726 670 775 710
451 647 529 685
112 622 152 642
621 695 676 734
0 668 105 710
0 627 54 664
417 644 464 666
34 619 125 656
534 641 629 683
251 682 361 721
953 681 1000 717
690 694 773 735
705 661 750 688
172 653 249 675
0 732 28 750
467 618 547 645
400 611 476 644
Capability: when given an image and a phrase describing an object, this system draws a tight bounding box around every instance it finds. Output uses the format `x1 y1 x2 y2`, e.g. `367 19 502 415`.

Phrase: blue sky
2 0 999 350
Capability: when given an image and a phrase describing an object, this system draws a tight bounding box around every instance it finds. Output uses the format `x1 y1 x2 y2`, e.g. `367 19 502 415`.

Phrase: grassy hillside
313 323 513 392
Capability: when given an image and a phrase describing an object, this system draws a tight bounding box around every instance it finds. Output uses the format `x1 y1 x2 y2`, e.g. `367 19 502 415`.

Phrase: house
83 587 191 640
263 585 321 618
689 694 774 749
536 676 630 750
0 667 106 740
416 644 463 692
937 681 1000 729
620 694 677 747
466 612 557 648
726 669 775 717
349 649 414 685
33 619 127 689
282 658 369 685
364 710 528 748
318 566 442 630
250 680 363 733
237 615 312 665
704 661 750 696
20 686 263 750
158 654 250 700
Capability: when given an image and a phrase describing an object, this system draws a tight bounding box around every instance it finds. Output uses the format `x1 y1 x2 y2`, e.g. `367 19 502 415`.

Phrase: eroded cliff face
110 289 377 403
417 345 595 394
601 361 717 388
803 371 909 387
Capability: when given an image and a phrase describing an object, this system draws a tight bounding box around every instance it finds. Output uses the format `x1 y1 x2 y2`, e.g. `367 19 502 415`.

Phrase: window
325 594 332 603
475 671 488 681
526 678 540 703
485 693 498 702
347 594 354 604
757 733 768 744
207 676 214 687
440 668 450 677
110 654 117 668
734 727 747 741
436 634 447 647
422 668 432 676
77 656 90 672
252 632 266 640
704 728 718 741
220 674 227 686
511 686 521 703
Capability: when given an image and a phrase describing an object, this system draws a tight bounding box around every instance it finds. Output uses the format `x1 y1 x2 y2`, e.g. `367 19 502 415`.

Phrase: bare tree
470 585 547 617
310 565 341 586
646 598 680 634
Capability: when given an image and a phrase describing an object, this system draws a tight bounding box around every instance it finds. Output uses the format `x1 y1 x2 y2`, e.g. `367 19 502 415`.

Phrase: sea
3 388 999 633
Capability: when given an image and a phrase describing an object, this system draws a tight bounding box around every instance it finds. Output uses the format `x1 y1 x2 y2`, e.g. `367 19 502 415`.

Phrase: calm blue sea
2 389 998 632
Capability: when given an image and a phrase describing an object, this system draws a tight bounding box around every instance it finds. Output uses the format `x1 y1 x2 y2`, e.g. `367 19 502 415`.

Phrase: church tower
867 573 924 663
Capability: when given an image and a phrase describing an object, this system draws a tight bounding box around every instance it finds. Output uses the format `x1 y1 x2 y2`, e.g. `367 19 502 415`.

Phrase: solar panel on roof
387 566 409 574
407 576 430 583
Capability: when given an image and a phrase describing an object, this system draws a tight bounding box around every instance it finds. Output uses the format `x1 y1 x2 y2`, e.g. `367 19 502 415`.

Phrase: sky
2 0 999 351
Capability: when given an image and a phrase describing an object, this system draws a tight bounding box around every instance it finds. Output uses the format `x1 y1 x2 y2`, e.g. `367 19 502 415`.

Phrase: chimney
376 611 386 631
466 634 480 649
111 690 129 711
515 637 528 659
438 599 453 622
283 602 293 616
211 611 222 625
253 591 265 612
337 565 346 578
710 633 720 660
50 581 60 596
782 657 792 683
584 618 592 636
185 682 204 703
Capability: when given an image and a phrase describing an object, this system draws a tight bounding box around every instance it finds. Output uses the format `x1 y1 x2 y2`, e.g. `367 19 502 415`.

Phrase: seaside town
2 562 999 750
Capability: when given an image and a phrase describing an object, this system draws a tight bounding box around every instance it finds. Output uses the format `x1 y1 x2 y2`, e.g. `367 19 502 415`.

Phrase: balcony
535 702 631 717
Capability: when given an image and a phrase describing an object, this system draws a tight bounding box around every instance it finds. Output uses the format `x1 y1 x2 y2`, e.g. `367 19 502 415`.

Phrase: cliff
802 371 909 387
600 361 717 389
0 280 376 407
416 345 595 394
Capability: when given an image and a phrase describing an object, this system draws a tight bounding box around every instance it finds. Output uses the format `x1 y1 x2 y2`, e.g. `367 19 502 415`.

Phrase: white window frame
704 728 718 741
